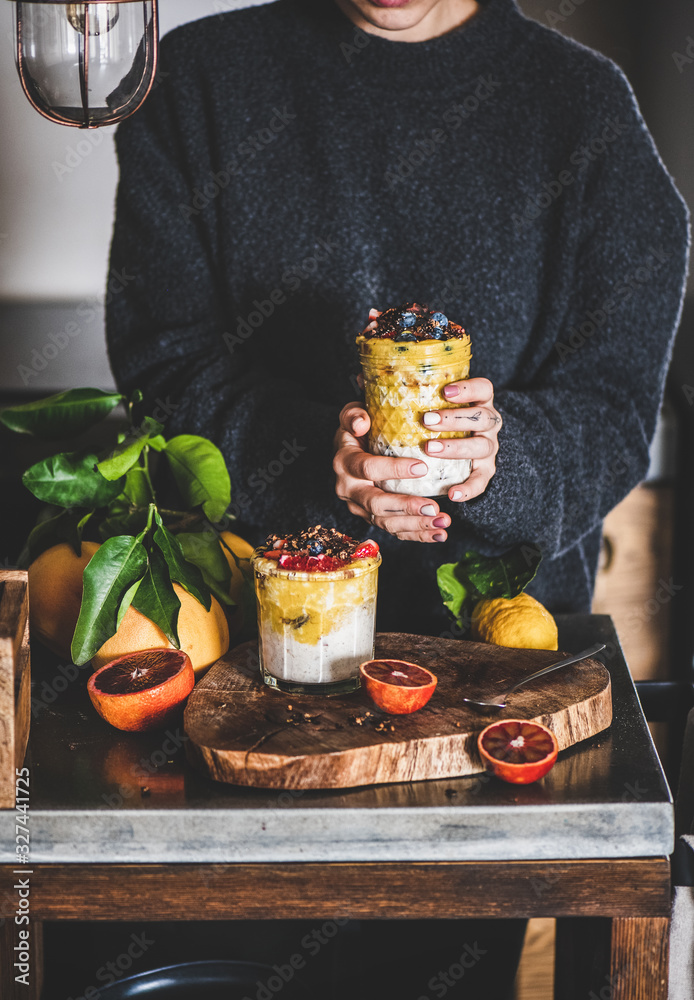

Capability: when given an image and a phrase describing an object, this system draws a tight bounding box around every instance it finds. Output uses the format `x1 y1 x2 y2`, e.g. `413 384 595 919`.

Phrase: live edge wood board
184 633 612 790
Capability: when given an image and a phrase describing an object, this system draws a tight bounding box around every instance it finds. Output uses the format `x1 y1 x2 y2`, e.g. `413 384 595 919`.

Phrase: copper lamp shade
9 0 159 128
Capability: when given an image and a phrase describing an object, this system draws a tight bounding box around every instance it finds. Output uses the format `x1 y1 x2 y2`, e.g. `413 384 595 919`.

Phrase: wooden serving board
184 633 612 790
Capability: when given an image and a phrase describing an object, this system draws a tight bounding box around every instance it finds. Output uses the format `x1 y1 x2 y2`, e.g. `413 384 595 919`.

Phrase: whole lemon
471 592 558 650
219 530 255 638
27 541 100 659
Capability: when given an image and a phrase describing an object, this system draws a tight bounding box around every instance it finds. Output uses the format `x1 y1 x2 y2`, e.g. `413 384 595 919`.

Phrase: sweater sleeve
455 65 690 559
106 48 352 532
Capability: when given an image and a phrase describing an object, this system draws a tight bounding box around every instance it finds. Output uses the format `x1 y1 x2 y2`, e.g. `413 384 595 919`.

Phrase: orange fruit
88 648 194 732
471 593 558 651
359 659 437 715
27 541 100 659
477 719 558 784
219 530 254 637
29 542 229 674
92 582 229 677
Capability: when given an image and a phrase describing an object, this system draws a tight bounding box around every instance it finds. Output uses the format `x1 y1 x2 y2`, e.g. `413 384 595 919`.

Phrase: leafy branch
1 388 237 664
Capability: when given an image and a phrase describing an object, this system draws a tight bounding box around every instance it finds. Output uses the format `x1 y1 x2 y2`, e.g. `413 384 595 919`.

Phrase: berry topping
353 540 380 560
361 302 466 342
258 527 380 572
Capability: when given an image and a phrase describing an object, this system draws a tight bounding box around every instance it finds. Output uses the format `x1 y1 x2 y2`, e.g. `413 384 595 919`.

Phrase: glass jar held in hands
333 303 502 544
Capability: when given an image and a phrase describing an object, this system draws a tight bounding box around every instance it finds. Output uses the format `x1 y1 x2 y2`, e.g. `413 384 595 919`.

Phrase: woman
106 0 689 994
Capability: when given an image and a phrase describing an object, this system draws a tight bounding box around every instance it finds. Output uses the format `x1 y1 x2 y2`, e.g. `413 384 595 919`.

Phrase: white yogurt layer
372 442 472 497
259 599 376 685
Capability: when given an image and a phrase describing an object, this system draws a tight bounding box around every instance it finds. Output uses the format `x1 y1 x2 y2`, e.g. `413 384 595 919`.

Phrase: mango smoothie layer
357 303 472 497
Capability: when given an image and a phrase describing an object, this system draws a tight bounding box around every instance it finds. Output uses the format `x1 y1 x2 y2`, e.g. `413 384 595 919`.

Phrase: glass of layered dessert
252 527 381 695
357 302 473 497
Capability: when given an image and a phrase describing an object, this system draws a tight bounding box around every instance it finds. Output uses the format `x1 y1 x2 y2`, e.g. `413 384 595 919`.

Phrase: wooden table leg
555 916 670 1000
0 918 43 1000
610 917 670 1000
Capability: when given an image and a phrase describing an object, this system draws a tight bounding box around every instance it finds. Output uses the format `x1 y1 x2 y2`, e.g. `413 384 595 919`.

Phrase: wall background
0 0 692 388
0 0 269 302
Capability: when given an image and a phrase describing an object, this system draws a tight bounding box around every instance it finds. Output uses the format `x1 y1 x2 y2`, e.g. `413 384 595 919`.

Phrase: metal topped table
0 615 674 999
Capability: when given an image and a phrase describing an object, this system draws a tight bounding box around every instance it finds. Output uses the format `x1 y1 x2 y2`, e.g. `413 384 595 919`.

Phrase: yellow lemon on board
471 592 558 650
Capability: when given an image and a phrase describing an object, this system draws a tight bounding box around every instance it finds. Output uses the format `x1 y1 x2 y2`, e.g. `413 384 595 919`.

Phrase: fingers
340 448 429 485
448 460 497 503
341 485 451 542
442 377 495 404
423 405 502 433
339 402 370 438
424 435 496 459
371 512 450 543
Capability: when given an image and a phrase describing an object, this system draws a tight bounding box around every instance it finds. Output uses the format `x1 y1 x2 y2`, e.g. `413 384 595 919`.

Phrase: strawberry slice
353 540 380 560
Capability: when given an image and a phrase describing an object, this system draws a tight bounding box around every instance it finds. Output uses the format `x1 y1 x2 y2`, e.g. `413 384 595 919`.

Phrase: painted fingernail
443 385 459 399
427 440 444 454
433 532 446 542
420 504 436 516
410 462 428 476
433 517 447 528
451 490 464 501
423 412 442 426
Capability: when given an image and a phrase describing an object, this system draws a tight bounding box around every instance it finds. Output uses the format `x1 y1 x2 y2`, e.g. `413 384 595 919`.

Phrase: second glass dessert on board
357 302 472 497
252 527 381 695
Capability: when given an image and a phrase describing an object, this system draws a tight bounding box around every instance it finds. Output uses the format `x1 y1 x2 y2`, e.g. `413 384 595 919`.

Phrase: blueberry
308 541 325 555
428 328 447 340
432 312 448 328
400 312 417 328
394 331 418 342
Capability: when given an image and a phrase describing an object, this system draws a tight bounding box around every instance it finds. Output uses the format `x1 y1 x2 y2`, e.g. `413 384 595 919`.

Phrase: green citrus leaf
97 417 165 481
23 452 125 508
122 466 153 507
455 545 543 601
152 511 211 611
70 534 148 665
97 434 149 481
436 563 469 626
116 576 143 630
0 388 123 440
164 435 231 523
176 531 234 606
131 547 181 647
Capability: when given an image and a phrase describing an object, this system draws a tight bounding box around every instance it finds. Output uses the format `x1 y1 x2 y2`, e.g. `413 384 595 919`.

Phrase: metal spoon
462 643 606 710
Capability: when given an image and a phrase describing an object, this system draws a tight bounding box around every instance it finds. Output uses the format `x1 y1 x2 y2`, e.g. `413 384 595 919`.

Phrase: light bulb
66 3 120 36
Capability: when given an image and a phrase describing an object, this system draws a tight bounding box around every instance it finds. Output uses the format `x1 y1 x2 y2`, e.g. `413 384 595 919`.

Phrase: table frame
0 858 671 999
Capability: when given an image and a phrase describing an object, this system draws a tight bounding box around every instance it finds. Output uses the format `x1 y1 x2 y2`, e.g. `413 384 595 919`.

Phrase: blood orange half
88 648 195 732
477 719 558 784
359 659 437 715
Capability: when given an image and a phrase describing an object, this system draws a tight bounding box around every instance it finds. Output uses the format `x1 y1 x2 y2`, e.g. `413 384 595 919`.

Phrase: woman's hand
422 377 502 502
333 404 452 543
333 378 501 542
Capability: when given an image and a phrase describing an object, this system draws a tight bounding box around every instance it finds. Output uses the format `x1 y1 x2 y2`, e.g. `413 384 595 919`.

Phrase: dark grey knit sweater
107 0 689 634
